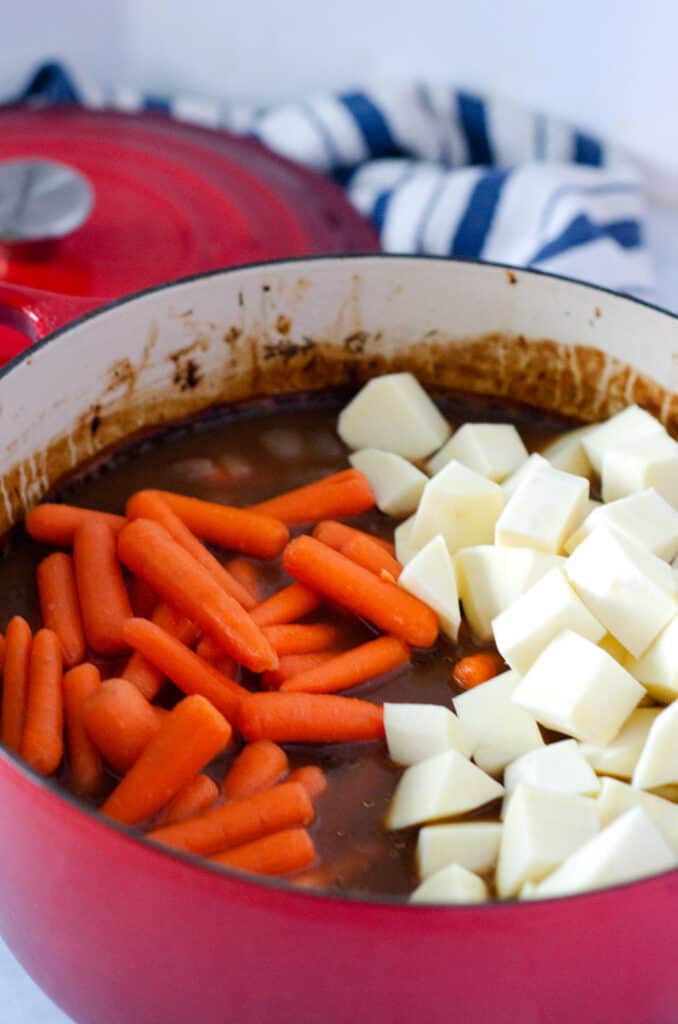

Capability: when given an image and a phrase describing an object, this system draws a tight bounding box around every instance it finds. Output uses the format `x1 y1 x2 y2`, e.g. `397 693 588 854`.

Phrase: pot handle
0 283 100 363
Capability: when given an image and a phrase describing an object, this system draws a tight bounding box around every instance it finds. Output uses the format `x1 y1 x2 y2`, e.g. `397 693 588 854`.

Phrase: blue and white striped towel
11 62 653 299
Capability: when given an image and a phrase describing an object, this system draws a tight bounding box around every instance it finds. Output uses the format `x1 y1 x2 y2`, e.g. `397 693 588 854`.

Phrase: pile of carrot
0 466 451 883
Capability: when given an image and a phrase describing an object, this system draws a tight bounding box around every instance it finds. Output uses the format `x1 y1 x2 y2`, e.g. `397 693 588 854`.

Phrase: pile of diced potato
339 373 678 903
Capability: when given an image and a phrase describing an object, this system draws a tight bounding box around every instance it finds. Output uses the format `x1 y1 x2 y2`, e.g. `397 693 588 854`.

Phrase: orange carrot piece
263 623 343 657
288 765 327 799
249 468 375 525
0 633 5 674
154 773 220 827
74 518 133 657
83 677 162 775
292 842 380 890
313 520 402 579
37 552 86 668
118 519 277 672
1 617 32 753
210 827 315 876
148 780 313 855
280 636 410 694
126 490 255 609
122 618 248 721
284 535 439 648
25 504 127 546
250 582 322 628
63 663 105 796
142 489 289 558
452 652 506 690
20 629 64 776
122 601 199 701
239 693 385 744
194 636 239 677
128 576 157 619
225 557 262 604
102 694 231 825
223 740 289 801
261 651 341 690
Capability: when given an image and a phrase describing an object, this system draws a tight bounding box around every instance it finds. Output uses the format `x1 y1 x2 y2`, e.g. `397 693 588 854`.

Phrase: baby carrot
239 693 385 744
225 558 263 604
122 618 248 721
284 535 439 648
102 694 232 825
154 774 220 828
249 469 375 524
126 490 255 610
313 521 402 579
452 651 505 690
26 504 127 546
63 663 105 797
37 552 86 668
74 518 133 657
141 489 289 558
194 633 228 663
251 583 322 628
210 827 316 876
223 740 289 801
261 651 341 690
288 765 327 799
118 519 278 672
1 617 32 753
122 601 199 701
128 576 157 619
21 628 63 776
280 636 410 694
263 623 343 657
0 633 5 674
148 780 313 856
83 677 162 775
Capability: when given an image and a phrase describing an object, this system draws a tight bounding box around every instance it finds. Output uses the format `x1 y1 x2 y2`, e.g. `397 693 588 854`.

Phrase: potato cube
598 776 678 854
411 460 504 557
602 433 678 508
453 670 543 776
496 784 599 898
564 489 678 562
582 405 664 475
504 739 600 800
492 568 605 673
495 463 589 554
386 749 504 830
580 708 662 781
535 806 675 898
384 703 474 766
349 448 427 516
502 452 548 500
410 863 489 904
337 373 451 459
626 616 678 704
417 822 502 880
398 535 461 640
454 545 564 641
427 423 528 482
632 701 678 790
394 515 417 565
542 425 595 478
565 527 676 658
512 630 644 746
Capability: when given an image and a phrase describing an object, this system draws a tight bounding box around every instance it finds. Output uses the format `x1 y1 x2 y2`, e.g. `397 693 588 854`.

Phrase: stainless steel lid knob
0 159 93 245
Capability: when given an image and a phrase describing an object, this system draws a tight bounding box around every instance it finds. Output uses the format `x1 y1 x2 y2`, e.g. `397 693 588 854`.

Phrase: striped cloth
11 62 653 298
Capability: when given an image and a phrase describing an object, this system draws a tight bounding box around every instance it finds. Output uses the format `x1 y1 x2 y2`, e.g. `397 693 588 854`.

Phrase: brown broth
0 390 579 896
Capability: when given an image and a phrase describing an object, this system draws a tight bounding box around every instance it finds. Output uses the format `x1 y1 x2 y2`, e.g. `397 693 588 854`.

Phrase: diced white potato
535 806 675 898
598 633 629 665
453 670 544 776
337 373 451 459
564 489 678 561
602 433 678 508
517 881 540 900
565 527 676 658
502 452 548 500
581 708 662 781
410 460 504 557
348 448 427 516
384 703 474 767
417 822 502 880
542 425 595 478
626 616 678 704
427 423 528 482
394 515 417 566
398 535 461 640
512 630 644 746
598 777 678 854
504 739 601 800
410 863 489 904
496 784 599 898
632 701 678 790
386 749 504 830
492 568 605 674
495 463 589 554
582 405 665 475
454 546 564 642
